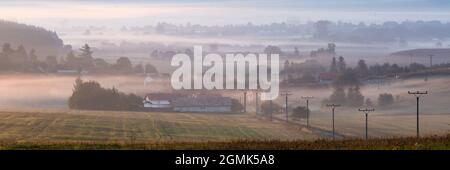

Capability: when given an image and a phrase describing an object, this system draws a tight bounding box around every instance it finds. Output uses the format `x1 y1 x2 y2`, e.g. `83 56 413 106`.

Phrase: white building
143 93 184 111
172 96 232 113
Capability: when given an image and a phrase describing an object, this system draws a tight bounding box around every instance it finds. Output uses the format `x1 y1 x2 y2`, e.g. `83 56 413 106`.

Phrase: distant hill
391 48 450 57
389 48 450 65
0 20 67 57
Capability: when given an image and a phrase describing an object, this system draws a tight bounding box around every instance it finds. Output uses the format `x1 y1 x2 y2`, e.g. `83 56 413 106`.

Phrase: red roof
319 72 338 80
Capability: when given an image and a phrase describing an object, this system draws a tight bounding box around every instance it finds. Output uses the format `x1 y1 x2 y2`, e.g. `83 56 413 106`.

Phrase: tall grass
0 134 448 150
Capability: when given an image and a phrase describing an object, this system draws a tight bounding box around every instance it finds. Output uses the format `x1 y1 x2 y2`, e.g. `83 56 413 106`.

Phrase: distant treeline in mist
0 20 67 56
128 20 450 43
282 56 441 108
0 42 158 74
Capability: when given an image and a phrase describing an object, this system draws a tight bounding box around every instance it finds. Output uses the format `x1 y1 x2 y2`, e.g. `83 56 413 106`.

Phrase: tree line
283 55 429 86
68 77 143 111
325 57 402 108
135 20 450 44
0 20 65 56
0 43 158 74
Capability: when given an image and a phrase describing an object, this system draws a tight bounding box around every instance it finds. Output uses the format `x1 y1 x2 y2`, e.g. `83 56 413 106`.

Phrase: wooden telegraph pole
280 91 292 122
408 91 428 138
301 96 314 128
326 104 341 139
358 108 375 140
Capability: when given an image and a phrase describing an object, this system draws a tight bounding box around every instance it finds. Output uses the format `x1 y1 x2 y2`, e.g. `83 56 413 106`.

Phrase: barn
172 96 232 113
143 93 185 111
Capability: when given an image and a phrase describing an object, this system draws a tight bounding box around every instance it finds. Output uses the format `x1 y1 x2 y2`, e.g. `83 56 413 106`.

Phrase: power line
326 104 341 140
358 108 375 140
301 96 314 128
408 91 428 138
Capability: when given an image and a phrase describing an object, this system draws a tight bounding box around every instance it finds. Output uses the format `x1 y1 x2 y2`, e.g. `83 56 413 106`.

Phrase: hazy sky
1 0 450 28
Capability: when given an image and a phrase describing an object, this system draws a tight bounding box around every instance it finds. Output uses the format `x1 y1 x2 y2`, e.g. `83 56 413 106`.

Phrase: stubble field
0 108 319 143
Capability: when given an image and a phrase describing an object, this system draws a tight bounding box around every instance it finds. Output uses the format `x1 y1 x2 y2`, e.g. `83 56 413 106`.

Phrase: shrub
68 77 143 111
378 93 394 108
292 106 308 119
231 99 244 112
260 101 282 114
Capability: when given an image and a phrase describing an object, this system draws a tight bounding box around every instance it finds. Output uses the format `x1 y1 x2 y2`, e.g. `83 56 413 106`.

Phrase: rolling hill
391 48 450 58
0 20 67 57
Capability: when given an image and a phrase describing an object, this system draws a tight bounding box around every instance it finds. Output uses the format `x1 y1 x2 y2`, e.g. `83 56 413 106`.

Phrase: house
56 69 88 74
143 92 234 113
318 72 338 85
143 93 185 111
172 96 232 113
57 69 78 74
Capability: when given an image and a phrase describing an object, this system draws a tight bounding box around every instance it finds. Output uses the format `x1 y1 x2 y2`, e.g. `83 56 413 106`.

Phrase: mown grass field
0 108 319 143
0 108 448 150
304 110 450 138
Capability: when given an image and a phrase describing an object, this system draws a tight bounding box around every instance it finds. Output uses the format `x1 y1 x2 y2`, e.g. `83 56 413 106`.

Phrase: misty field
0 75 449 148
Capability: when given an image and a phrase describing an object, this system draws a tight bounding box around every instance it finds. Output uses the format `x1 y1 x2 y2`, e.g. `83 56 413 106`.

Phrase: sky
1 0 450 28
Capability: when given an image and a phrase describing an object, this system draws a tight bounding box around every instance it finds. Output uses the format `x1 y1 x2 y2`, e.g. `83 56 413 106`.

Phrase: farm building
172 96 232 113
318 72 338 85
143 93 186 111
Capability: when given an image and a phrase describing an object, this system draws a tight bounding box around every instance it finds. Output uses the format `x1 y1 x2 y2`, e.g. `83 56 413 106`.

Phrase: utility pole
301 96 314 128
255 91 259 115
326 104 341 140
269 100 273 121
280 91 292 123
243 91 247 113
408 91 428 138
358 108 375 140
